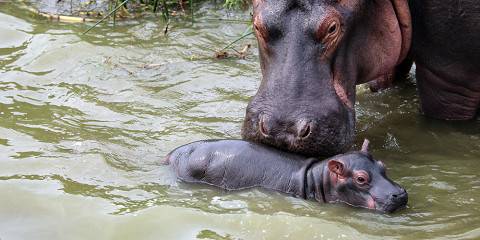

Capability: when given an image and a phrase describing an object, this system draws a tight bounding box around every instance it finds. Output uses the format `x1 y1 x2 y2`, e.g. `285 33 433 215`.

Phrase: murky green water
1 2 479 240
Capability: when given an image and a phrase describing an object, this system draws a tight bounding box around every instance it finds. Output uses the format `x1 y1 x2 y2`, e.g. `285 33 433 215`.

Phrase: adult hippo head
242 0 412 156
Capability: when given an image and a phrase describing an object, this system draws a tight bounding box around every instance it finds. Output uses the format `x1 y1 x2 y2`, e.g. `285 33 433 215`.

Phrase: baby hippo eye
353 171 370 186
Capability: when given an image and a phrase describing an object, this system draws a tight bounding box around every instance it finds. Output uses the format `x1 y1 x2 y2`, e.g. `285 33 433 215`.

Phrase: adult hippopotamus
242 0 480 157
165 139 408 213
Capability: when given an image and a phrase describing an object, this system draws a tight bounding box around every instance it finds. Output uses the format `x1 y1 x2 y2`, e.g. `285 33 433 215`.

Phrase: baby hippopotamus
165 139 407 213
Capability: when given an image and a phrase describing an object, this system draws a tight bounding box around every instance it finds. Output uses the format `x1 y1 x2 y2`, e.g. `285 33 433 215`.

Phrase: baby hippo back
167 140 313 195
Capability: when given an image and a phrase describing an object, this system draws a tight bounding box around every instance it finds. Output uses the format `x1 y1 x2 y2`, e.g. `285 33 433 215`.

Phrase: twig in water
219 26 254 52
82 0 129 35
215 51 229 59
141 63 165 69
202 18 251 23
164 19 170 35
235 44 251 59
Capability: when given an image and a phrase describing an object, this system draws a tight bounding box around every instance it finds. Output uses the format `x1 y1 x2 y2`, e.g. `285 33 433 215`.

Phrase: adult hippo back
165 139 408 213
242 0 480 157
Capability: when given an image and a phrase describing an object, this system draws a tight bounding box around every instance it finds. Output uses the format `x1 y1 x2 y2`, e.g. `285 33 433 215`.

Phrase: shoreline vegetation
19 0 250 24
17 0 254 59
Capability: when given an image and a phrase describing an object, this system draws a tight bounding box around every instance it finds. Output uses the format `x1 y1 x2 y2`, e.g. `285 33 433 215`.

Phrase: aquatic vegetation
37 0 248 17
20 0 252 54
79 0 254 57
20 0 249 25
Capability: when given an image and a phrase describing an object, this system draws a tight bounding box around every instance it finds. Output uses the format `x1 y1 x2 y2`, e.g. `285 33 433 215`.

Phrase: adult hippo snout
242 91 355 157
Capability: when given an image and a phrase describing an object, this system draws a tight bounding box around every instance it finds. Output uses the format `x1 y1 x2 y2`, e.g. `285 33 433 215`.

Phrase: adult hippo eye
328 22 338 34
353 171 370 187
316 16 342 51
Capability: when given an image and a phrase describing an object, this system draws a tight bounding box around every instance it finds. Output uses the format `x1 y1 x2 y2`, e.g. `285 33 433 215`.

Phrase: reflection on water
0 2 479 240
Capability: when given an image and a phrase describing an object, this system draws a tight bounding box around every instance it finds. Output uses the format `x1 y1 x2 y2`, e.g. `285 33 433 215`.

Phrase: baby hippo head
321 140 408 213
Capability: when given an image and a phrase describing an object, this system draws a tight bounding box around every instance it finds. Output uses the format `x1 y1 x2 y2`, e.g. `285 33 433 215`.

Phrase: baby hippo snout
385 189 408 213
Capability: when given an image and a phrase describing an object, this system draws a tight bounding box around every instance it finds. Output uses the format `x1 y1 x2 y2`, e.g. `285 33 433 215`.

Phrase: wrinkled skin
242 0 480 157
166 140 408 213
409 0 480 120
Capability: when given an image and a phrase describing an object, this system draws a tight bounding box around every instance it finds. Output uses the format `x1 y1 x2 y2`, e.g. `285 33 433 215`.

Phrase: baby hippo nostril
391 190 408 203
297 120 312 139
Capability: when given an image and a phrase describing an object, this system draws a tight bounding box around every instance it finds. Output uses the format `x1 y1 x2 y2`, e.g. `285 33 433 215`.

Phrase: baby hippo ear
361 139 370 153
328 159 345 176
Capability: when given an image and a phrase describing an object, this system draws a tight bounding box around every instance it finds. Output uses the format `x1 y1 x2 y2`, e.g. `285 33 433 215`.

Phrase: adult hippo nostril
258 114 270 137
296 120 312 139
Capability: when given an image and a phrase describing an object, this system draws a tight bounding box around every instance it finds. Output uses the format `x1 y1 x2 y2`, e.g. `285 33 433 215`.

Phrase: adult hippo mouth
242 0 412 157
242 96 355 157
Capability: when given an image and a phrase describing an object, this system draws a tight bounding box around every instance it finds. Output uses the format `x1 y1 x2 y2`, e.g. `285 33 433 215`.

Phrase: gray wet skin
242 0 480 157
166 140 407 213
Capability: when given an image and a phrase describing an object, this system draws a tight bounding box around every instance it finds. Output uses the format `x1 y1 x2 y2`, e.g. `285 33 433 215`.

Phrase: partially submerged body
242 0 480 157
165 139 408 213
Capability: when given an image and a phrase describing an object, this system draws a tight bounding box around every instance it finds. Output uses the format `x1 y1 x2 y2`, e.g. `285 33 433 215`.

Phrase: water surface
0 2 479 240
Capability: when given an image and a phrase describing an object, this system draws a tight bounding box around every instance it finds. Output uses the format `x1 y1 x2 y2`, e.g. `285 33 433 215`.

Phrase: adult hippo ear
348 0 412 89
390 0 412 64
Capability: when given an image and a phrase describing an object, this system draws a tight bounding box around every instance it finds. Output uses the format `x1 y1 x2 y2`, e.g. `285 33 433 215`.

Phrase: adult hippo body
242 0 480 157
165 139 408 213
